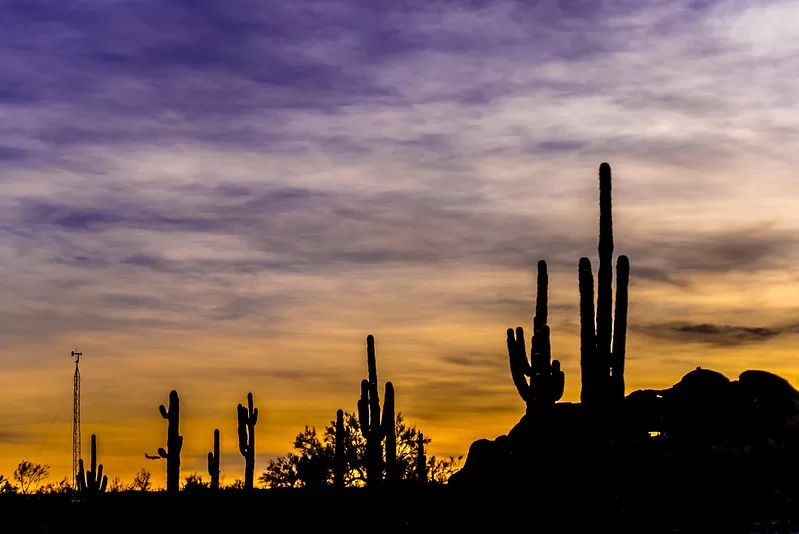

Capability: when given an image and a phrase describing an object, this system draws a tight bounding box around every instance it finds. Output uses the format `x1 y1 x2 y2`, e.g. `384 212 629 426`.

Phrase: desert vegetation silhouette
3 163 799 533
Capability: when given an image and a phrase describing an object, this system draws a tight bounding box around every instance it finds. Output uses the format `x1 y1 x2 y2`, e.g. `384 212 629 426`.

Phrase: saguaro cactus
416 433 427 484
157 390 183 494
579 162 630 415
207 429 220 491
334 409 345 488
507 260 565 412
357 334 395 488
77 434 108 495
382 382 397 485
237 392 258 490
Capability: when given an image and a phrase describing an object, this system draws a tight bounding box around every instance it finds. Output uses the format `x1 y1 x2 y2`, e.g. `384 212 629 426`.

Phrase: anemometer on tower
72 350 82 491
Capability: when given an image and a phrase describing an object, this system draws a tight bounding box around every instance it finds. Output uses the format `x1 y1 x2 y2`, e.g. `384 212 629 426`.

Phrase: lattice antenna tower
71 350 82 491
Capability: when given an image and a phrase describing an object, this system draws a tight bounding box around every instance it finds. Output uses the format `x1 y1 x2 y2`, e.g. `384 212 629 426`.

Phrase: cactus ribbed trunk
334 409 345 488
208 429 220 491
158 390 183 494
237 392 258 490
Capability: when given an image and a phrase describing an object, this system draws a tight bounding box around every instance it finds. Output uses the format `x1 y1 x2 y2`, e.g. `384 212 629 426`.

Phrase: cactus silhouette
507 260 565 412
357 334 394 488
77 434 108 495
580 162 630 415
156 390 183 494
207 428 220 491
383 382 397 485
416 432 427 483
334 409 345 488
237 392 258 490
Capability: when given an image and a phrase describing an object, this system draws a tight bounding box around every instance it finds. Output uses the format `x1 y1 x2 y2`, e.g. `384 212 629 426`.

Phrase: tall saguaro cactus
579 162 630 415
507 260 565 412
237 392 258 490
207 429 220 491
158 390 183 494
77 434 108 495
357 334 395 488
334 409 345 488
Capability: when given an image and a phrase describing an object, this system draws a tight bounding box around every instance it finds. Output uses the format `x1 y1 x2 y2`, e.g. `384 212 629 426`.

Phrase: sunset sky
1 0 798 488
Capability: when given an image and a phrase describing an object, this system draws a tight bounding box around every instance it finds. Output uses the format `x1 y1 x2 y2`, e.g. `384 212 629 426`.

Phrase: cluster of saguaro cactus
507 259 565 412
207 429 220 491
334 409 345 488
416 433 427 483
237 392 258 490
77 434 108 495
357 335 397 487
157 390 183 494
579 162 630 416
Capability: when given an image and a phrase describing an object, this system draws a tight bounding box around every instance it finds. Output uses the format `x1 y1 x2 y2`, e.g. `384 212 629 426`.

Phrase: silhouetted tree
183 473 209 492
225 479 245 490
258 412 458 488
237 392 258 490
35 477 71 494
13 461 50 494
131 469 152 492
107 477 125 492
427 454 463 484
0 474 17 493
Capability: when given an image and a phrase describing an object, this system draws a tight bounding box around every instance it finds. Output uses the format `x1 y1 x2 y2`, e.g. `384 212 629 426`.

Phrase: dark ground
3 485 799 533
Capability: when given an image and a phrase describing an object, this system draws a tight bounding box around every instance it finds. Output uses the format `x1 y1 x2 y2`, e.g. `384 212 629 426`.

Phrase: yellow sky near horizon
3 261 799 489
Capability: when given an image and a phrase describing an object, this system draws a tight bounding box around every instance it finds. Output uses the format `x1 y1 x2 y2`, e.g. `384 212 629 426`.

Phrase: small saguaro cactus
507 260 565 413
357 334 395 488
157 390 183 494
334 409 345 488
382 382 397 485
207 429 220 491
77 434 108 496
416 433 427 484
237 392 258 490
579 162 630 416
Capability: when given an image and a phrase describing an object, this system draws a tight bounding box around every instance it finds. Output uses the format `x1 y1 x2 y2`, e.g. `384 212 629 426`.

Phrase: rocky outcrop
450 368 799 492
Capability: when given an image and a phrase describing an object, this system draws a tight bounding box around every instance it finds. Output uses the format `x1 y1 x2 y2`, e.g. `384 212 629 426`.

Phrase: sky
1 0 798 489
